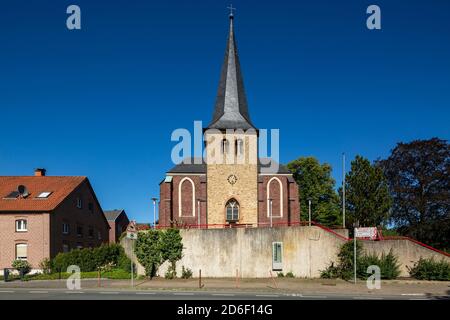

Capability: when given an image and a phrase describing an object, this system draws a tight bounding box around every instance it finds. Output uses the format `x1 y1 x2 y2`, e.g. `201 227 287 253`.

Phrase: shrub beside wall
408 258 450 281
52 243 131 273
321 241 401 280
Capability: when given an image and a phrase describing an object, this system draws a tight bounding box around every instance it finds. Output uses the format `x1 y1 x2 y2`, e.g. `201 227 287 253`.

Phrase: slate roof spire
207 12 256 130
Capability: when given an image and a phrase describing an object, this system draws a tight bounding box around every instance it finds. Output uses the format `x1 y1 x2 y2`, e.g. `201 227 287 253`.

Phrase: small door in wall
272 242 283 271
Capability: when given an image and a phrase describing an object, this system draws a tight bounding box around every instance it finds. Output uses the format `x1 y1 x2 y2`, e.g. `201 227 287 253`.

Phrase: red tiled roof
0 176 86 212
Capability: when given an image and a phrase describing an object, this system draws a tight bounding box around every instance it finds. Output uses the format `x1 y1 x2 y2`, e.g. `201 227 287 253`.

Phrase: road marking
173 293 194 296
353 297 383 300
212 293 235 296
99 292 119 294
136 292 156 295
256 294 279 297
29 291 48 294
409 298 429 300
302 295 327 299
0 290 15 293
65 291 84 294
402 293 425 296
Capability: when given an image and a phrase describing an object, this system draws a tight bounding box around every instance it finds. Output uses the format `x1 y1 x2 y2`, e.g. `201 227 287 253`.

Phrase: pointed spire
208 12 255 130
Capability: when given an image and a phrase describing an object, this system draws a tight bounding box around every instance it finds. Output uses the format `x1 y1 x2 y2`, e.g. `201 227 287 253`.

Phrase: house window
97 231 102 240
62 243 70 253
15 243 28 261
62 223 70 235
88 202 93 212
15 219 27 232
76 197 82 209
88 228 94 239
76 242 83 249
272 242 283 271
226 199 239 222
76 226 83 237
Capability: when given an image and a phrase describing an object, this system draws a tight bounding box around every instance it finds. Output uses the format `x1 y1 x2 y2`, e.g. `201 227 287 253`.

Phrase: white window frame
226 199 239 222
15 219 27 232
15 243 28 261
62 223 70 235
76 197 82 209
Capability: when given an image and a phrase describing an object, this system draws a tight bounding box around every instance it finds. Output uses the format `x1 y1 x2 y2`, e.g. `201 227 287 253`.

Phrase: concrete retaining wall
122 227 450 278
123 226 347 278
361 239 450 277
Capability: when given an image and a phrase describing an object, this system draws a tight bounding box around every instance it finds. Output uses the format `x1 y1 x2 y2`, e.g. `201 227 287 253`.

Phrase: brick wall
0 213 50 270
50 180 110 257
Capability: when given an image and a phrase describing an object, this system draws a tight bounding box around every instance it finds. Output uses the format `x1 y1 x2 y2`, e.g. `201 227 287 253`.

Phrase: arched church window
226 199 239 222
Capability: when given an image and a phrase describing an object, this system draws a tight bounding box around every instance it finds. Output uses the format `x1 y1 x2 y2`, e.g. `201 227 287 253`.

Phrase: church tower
204 13 259 226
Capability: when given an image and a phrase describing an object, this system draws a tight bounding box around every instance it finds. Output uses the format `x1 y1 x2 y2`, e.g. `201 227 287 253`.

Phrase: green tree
342 155 392 228
377 138 450 249
287 157 341 226
160 228 183 279
134 229 162 278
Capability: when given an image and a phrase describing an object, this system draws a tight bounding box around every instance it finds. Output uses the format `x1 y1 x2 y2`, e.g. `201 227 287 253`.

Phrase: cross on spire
227 4 236 18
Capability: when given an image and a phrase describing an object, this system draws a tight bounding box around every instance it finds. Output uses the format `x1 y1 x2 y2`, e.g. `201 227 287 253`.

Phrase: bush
408 258 450 281
12 260 31 275
165 263 177 279
320 262 340 279
181 266 193 279
320 241 400 280
39 258 53 274
285 272 295 278
52 243 129 273
277 272 284 278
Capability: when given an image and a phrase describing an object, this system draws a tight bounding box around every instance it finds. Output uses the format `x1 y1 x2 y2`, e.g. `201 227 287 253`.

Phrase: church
158 14 300 228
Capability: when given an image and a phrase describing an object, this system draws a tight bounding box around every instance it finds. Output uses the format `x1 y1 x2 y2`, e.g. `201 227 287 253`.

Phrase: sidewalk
1 278 449 297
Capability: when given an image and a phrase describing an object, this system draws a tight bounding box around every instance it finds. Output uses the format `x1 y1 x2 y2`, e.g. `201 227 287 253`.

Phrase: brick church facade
158 14 300 228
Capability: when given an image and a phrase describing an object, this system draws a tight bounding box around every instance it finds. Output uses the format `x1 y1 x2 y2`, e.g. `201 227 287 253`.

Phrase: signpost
126 221 138 288
353 227 378 283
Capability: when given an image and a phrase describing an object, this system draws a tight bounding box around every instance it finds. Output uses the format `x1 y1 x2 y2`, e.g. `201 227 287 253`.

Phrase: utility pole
308 200 312 226
342 153 346 228
151 197 158 228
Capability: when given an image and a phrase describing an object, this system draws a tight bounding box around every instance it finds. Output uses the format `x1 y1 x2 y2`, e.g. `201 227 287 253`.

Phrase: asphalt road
0 288 447 300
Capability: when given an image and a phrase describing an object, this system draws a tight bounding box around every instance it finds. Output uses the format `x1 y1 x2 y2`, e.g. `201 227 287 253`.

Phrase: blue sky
1 0 449 223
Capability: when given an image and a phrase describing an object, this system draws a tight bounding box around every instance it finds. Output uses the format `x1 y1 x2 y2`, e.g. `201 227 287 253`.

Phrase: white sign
126 231 137 240
355 227 377 240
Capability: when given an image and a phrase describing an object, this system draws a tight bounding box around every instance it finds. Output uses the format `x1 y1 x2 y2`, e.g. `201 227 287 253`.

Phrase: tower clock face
227 174 238 185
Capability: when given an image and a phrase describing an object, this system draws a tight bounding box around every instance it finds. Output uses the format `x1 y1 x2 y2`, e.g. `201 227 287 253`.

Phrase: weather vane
227 4 236 17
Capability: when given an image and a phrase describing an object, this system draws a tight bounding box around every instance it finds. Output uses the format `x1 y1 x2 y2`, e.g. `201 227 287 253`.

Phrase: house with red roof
0 168 110 273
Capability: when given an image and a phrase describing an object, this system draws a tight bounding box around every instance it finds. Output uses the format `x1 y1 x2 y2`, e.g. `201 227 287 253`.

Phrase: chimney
34 168 46 177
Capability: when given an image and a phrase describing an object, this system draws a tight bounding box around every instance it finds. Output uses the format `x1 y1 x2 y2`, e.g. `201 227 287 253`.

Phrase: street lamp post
269 198 273 228
197 198 201 229
342 153 346 228
308 200 312 226
151 197 158 229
